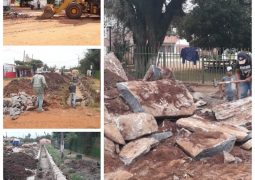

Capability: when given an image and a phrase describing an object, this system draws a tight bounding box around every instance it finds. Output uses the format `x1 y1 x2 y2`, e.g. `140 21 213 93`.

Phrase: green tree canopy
79 49 100 74
176 0 251 49
105 0 187 74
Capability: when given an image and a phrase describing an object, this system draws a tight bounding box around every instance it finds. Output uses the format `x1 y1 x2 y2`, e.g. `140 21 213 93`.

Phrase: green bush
70 174 85 180
45 144 63 166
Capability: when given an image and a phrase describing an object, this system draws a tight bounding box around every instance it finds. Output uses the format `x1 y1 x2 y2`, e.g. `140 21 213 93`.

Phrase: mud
4 152 38 180
104 69 132 114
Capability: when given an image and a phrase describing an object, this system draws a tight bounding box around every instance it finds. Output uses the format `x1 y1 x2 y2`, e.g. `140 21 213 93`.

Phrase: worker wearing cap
31 68 48 112
235 52 252 98
219 66 238 101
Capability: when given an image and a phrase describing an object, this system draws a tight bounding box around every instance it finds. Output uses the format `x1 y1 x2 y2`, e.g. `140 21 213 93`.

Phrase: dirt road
4 8 100 45
4 107 100 128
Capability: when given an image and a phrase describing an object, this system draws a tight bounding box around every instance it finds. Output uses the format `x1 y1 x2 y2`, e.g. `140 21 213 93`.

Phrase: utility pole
60 132 64 159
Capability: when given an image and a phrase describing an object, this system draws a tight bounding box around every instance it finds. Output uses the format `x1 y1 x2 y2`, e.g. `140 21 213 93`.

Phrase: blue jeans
70 93 76 107
36 94 44 111
239 81 251 99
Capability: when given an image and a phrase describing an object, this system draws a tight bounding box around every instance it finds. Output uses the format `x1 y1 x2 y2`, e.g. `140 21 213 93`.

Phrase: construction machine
41 0 100 19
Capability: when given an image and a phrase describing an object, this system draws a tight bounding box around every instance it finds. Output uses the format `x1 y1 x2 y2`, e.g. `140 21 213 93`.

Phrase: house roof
163 36 178 44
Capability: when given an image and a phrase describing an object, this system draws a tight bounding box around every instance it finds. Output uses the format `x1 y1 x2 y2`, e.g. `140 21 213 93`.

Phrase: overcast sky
3 46 92 68
4 132 52 138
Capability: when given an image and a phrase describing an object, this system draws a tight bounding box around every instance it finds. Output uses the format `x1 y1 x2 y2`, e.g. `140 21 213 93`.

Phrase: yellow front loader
41 0 100 19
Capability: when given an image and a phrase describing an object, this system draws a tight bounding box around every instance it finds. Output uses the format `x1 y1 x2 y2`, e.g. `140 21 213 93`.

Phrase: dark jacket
180 47 199 65
69 84 76 93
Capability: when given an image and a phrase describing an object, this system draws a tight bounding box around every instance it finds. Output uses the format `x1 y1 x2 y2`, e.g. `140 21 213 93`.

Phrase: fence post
163 46 166 68
202 58 205 84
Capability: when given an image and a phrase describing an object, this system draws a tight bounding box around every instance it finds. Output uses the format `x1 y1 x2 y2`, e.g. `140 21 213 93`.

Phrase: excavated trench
36 146 54 180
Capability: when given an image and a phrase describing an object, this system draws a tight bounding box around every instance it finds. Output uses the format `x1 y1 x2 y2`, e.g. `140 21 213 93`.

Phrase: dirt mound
104 70 131 114
44 73 68 90
4 152 38 180
4 73 69 108
4 78 33 97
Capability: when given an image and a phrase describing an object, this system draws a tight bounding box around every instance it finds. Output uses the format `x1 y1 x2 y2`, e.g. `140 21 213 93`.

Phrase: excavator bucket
40 5 55 19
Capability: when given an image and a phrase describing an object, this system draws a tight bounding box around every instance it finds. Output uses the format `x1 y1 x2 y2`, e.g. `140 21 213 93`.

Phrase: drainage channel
35 145 54 180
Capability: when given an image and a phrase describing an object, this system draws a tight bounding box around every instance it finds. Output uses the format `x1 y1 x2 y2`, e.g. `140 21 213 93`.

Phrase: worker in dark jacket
235 52 252 98
69 82 76 108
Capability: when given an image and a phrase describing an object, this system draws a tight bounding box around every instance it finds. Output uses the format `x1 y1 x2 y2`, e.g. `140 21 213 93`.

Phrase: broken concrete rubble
104 122 126 145
176 131 236 160
105 169 133 180
241 140 252 150
104 137 116 155
176 116 251 142
212 97 252 126
149 131 173 142
4 92 37 120
114 113 158 141
116 80 196 118
223 151 236 163
119 138 159 165
105 52 128 81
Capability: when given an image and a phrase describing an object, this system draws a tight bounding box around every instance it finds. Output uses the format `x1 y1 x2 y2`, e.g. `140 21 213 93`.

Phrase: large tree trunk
126 0 185 77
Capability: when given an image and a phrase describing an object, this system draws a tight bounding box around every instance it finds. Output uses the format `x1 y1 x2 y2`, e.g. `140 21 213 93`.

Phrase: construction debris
105 170 133 180
114 113 158 141
176 131 236 160
212 97 252 126
150 131 173 142
104 137 116 155
105 52 128 81
241 140 252 150
176 116 251 142
223 151 236 163
104 53 252 178
116 80 196 118
4 92 39 120
104 122 126 145
119 138 159 165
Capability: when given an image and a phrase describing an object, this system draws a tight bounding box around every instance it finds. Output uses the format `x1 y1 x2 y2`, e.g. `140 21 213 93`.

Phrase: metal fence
112 46 251 84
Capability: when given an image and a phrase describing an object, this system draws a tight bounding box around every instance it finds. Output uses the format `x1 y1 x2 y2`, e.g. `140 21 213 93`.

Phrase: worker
143 65 175 81
219 66 238 101
235 52 252 99
69 82 76 108
31 68 48 112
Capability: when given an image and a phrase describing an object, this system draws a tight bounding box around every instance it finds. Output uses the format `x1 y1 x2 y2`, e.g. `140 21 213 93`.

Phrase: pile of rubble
4 11 30 19
3 91 50 120
4 73 70 119
104 53 252 178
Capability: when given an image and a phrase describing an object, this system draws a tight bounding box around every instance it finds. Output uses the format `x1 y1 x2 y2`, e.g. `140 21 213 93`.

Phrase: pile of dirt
104 69 131 114
4 79 33 97
43 73 68 91
4 73 69 108
4 152 38 180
